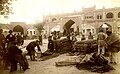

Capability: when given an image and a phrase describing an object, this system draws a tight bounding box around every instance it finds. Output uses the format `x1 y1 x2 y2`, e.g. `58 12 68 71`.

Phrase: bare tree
34 22 45 34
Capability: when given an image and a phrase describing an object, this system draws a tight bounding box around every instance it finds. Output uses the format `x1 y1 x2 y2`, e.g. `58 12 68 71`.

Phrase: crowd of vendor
0 28 120 73
0 29 29 73
50 30 120 65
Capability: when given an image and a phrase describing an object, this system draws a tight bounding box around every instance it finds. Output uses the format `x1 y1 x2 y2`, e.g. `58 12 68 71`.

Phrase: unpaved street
0 39 120 74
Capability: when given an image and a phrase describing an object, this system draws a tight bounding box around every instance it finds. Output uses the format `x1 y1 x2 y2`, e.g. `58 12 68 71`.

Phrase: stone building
43 6 120 36
0 22 38 38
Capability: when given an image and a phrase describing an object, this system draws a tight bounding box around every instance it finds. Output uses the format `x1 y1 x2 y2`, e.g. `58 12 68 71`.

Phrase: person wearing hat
105 30 120 64
26 40 41 61
48 36 54 52
6 30 16 47
81 35 86 40
97 29 107 55
7 42 29 72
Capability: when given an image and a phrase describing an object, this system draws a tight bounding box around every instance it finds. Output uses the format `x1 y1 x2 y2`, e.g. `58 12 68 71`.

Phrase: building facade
0 22 38 37
43 6 120 35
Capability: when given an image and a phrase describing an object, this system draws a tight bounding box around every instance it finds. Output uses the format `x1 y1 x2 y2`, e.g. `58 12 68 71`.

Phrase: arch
118 12 120 18
52 18 57 22
63 19 75 35
13 25 24 34
106 12 114 18
99 23 112 32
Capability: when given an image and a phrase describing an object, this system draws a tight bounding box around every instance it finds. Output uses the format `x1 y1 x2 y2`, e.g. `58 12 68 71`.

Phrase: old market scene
1 0 120 74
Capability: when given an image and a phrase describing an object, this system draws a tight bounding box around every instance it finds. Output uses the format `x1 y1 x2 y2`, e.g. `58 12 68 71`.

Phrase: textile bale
76 53 114 73
74 39 97 54
56 38 73 53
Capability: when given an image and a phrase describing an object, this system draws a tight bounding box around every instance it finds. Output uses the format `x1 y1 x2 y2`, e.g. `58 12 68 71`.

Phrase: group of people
0 28 120 73
0 29 29 73
67 30 120 65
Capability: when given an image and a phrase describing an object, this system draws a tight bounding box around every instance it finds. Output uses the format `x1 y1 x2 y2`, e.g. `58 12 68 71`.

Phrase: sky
1 0 120 24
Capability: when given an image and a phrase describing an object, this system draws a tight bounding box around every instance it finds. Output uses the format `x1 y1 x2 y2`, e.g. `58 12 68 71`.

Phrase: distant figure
26 40 41 61
88 32 93 39
67 35 73 52
48 36 54 52
16 33 22 46
39 34 42 45
106 30 120 64
81 35 86 40
0 29 6 66
21 34 24 45
0 29 6 51
97 29 106 55
6 30 16 48
71 33 77 43
6 30 16 44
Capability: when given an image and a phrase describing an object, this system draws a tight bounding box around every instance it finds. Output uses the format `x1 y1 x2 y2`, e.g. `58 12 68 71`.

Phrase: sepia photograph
0 0 120 74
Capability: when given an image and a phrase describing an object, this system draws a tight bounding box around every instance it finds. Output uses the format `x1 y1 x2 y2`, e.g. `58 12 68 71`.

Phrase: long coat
26 41 41 55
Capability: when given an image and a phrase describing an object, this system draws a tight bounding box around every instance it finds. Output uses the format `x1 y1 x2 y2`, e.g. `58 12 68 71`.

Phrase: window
100 15 102 19
30 31 32 35
87 29 91 32
97 15 99 19
85 16 94 19
106 12 114 18
97 15 102 19
118 12 120 18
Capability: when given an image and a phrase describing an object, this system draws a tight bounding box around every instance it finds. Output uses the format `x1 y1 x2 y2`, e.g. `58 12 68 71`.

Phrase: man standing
26 40 41 61
48 36 54 52
0 29 6 51
6 30 16 47
97 29 106 55
39 34 42 45
88 32 93 39
0 29 6 66
105 30 120 64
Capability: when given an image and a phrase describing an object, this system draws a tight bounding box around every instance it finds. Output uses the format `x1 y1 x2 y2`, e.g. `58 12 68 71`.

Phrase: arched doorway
63 19 75 35
13 25 24 34
99 23 112 33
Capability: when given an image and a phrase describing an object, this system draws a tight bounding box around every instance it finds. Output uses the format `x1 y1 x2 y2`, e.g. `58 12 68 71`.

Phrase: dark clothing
81 37 85 40
48 39 54 52
6 34 16 44
39 35 42 45
26 41 41 60
26 41 41 52
17 35 22 45
0 33 5 44
7 44 28 72
0 33 6 52
88 35 93 39
8 44 22 56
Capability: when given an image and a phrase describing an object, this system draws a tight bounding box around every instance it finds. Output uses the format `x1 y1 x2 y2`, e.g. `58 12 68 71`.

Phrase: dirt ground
0 39 120 74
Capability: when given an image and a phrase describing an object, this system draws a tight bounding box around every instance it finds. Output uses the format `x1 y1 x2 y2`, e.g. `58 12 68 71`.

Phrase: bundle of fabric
105 33 120 52
56 38 73 53
55 54 86 66
76 54 114 73
74 39 97 54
